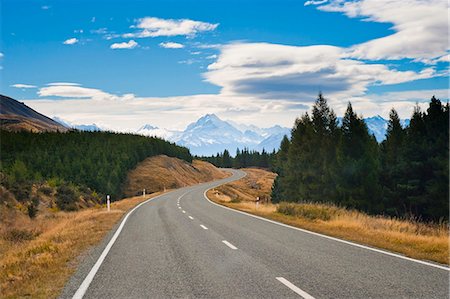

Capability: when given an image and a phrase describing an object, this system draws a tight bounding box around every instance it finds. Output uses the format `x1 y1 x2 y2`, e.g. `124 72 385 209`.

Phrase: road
62 169 449 299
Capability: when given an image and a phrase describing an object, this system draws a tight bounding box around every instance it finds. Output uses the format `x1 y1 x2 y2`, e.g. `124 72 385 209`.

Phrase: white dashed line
276 277 315 299
222 240 238 250
182 210 186 214
178 207 181 209
200 225 208 230
188 216 194 220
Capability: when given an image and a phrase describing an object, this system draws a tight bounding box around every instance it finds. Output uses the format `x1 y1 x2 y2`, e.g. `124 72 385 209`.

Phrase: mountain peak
199 113 221 122
366 115 385 121
139 124 158 131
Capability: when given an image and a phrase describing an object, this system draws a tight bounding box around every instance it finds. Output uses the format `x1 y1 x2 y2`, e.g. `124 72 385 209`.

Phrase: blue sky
1 0 448 131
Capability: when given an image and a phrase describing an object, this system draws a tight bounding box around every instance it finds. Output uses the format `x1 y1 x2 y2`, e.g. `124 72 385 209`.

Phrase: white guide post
106 195 110 212
143 188 146 198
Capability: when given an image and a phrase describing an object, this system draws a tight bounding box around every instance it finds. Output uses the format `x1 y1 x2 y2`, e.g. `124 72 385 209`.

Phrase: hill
123 155 229 196
0 94 67 132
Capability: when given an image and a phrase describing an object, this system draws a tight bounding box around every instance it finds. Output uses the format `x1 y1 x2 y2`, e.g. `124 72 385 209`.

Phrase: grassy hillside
208 168 449 265
123 155 229 196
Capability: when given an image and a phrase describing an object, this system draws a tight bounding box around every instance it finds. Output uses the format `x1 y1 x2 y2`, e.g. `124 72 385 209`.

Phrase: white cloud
311 0 449 63
110 40 138 49
159 42 184 49
124 17 218 38
304 0 328 6
91 17 96 23
41 5 51 10
204 42 436 100
38 83 134 101
0 52 4 58
11 84 37 89
63 38 79 45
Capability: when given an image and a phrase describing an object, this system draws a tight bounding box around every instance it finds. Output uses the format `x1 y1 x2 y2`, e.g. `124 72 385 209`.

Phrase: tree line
199 148 275 169
0 130 192 207
271 94 448 221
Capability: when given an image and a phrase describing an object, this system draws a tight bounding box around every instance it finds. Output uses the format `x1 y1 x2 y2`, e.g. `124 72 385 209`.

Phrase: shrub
56 184 78 211
38 185 53 196
3 228 36 242
10 181 32 202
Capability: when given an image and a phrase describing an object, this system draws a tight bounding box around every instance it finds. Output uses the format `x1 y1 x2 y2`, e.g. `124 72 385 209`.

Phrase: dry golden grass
123 156 229 196
0 193 161 299
208 169 449 265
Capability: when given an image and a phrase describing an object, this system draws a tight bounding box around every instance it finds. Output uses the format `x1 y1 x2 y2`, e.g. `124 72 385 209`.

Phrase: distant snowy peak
53 117 102 132
137 124 179 140
364 115 388 142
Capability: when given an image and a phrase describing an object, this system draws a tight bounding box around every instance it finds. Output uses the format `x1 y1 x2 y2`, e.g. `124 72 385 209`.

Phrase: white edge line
276 277 315 299
200 224 208 230
72 192 166 299
188 216 194 220
203 173 450 272
222 240 238 250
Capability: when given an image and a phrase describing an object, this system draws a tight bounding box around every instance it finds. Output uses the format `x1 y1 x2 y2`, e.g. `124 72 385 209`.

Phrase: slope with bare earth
207 168 449 265
0 94 67 132
123 155 230 197
0 157 227 299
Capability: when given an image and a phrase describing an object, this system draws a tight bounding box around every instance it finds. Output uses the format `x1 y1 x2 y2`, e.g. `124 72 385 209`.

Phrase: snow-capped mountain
136 114 291 156
172 114 283 156
364 115 388 142
136 124 180 140
53 117 102 132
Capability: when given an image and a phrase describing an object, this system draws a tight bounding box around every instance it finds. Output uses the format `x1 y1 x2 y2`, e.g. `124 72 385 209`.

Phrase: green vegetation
0 130 192 211
200 148 275 169
271 94 449 221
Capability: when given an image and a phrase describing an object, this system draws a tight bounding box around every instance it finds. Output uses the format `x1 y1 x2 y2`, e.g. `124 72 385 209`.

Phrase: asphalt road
62 169 449 299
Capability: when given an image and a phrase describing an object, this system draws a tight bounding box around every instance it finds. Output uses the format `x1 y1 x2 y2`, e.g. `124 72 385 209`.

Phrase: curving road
61 169 449 299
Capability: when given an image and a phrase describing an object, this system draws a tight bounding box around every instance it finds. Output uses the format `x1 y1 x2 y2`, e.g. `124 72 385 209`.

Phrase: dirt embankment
123 155 229 197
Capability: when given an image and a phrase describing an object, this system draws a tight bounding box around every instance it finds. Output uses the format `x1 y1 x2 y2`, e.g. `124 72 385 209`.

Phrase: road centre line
276 277 315 299
222 240 238 250
200 225 208 230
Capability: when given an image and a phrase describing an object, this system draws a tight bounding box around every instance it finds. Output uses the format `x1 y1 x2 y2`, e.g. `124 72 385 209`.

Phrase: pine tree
222 149 232 168
380 108 406 215
335 102 380 211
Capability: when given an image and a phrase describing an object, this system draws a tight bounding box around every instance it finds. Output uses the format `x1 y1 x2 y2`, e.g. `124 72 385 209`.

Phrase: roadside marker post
143 189 146 198
106 195 110 212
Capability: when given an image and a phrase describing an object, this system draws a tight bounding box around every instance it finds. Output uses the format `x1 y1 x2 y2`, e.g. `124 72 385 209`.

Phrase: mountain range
1 94 410 156
137 114 291 156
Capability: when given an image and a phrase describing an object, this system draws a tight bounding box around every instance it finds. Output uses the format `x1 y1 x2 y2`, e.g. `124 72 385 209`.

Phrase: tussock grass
208 169 449 265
